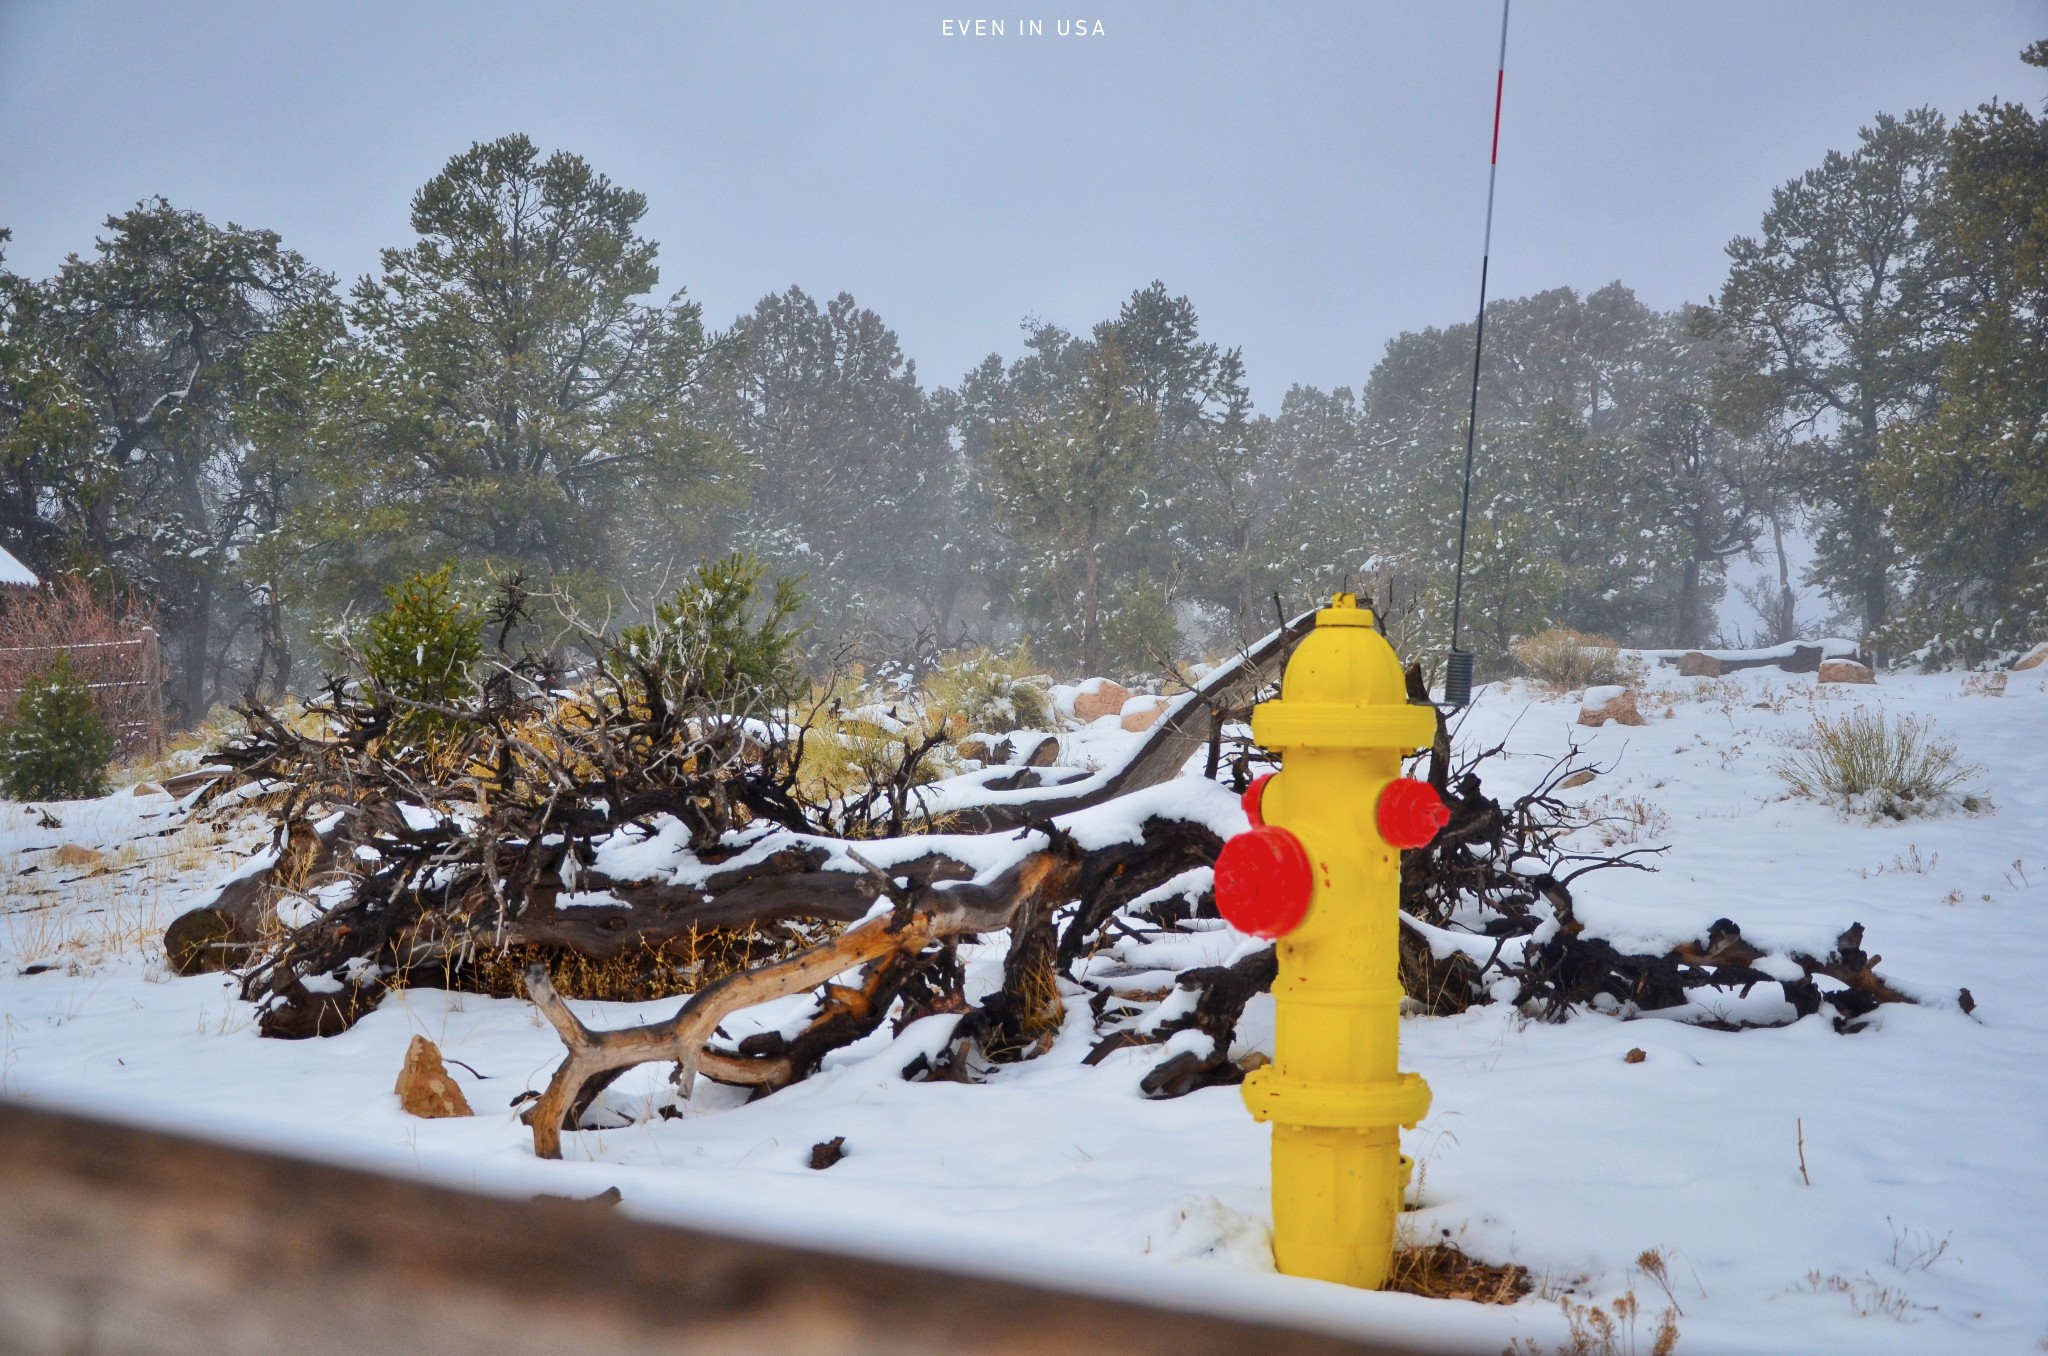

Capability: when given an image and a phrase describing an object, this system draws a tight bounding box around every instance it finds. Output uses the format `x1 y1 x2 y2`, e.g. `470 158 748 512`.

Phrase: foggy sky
1 2 2041 404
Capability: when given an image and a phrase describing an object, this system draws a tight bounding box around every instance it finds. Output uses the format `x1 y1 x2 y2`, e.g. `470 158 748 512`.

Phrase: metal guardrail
0 1101 1435 1356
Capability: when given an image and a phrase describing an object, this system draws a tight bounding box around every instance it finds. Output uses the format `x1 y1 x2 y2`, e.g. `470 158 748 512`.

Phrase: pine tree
0 652 115 801
362 566 483 741
5 204 332 720
698 287 955 642
1874 49 2048 662
1702 109 1950 646
985 329 1152 672
279 135 720 617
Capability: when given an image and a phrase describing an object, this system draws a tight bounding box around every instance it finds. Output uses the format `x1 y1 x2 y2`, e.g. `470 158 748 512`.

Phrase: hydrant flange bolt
1214 823 1313 939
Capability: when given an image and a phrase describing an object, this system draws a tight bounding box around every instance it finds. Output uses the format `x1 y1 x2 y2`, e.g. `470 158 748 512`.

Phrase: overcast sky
1 2 2041 404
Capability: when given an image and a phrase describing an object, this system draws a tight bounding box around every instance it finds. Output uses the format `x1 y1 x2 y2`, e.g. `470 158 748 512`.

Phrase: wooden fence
0 628 163 759
0 1101 1439 1356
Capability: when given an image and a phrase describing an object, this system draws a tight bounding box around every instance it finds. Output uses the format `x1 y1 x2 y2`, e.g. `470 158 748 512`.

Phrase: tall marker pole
1444 0 1510 710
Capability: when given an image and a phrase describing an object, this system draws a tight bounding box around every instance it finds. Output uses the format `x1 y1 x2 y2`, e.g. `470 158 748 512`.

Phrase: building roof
0 545 39 588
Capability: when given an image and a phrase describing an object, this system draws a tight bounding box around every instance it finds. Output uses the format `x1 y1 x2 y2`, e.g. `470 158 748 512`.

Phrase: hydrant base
1270 1123 1407 1290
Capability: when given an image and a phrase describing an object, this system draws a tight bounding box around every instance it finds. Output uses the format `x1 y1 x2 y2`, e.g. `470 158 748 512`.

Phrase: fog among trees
4 43 2045 721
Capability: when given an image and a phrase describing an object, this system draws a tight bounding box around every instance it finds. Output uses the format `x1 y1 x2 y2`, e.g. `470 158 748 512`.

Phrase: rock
1071 678 1133 725
1781 644 1825 674
131 781 164 797
1624 1048 1647 1064
163 908 251 976
1577 686 1644 727
1675 651 1722 677
161 767 229 797
1818 658 1875 685
1119 695 1170 732
51 843 104 869
394 1035 473 1118
1559 769 1597 790
808 1136 847 1170
1018 734 1061 767
2014 642 2048 672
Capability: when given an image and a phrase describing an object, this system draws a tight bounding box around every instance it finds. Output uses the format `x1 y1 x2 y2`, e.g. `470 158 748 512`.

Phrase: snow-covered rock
1119 694 1169 732
1072 678 1134 725
1577 685 1644 726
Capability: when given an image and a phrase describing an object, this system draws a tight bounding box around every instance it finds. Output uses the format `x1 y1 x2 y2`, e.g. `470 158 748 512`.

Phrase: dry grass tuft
1575 795 1672 848
1775 708 1983 821
446 926 818 1004
923 646 1053 737
1387 1242 1533 1305
1512 630 1641 691
1504 1291 1681 1355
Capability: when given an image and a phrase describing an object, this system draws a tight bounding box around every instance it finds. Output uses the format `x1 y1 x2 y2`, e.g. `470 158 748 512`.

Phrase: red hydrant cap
1241 773 1276 827
1377 777 1451 850
1214 824 1314 939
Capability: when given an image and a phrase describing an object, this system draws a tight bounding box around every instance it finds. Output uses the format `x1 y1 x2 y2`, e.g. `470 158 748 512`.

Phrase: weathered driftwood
164 608 1309 1023
930 609 1311 833
523 841 1085 1158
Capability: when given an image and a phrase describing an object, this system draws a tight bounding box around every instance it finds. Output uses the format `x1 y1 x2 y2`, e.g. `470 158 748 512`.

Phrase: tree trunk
1675 552 1705 649
1235 522 1256 645
1079 515 1101 673
1769 506 1798 644
1863 566 1889 667
179 592 212 727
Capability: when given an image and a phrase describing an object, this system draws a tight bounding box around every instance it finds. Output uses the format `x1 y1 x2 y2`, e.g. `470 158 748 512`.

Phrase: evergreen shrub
625 553 808 710
1100 573 1180 677
0 652 115 801
363 566 483 738
925 647 1052 736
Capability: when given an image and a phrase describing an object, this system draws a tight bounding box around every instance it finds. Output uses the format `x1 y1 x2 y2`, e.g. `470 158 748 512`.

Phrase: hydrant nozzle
1214 592 1443 1289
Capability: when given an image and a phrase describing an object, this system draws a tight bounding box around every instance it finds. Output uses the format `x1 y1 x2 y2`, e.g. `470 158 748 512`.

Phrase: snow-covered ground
2 664 2044 1354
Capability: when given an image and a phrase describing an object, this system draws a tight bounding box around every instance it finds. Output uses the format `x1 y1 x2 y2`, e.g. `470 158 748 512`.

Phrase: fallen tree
167 594 1913 1158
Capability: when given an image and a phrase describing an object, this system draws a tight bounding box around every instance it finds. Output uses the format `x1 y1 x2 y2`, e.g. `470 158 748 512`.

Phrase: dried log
502 843 980 960
1113 946 1278 1099
523 843 1083 1158
1055 817 1226 973
931 609 1313 833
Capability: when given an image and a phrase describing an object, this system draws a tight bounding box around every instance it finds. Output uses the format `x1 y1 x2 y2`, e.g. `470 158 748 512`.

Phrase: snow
1633 639 1862 664
0 543 37 588
4 665 2047 1352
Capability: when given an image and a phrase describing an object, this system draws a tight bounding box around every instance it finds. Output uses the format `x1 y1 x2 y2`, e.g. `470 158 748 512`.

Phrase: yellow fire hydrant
1213 593 1450 1288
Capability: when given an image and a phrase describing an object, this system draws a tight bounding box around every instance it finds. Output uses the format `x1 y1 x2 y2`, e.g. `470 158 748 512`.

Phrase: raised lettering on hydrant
1213 593 1449 1289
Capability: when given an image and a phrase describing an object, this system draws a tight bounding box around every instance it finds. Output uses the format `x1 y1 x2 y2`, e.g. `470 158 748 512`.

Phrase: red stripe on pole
1490 69 1505 165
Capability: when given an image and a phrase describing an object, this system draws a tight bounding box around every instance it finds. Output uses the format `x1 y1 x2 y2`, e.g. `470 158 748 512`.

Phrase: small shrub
925 646 1052 736
0 652 115 800
1099 572 1181 676
624 552 808 710
363 566 483 736
1512 629 1639 690
1775 709 1982 820
796 673 953 838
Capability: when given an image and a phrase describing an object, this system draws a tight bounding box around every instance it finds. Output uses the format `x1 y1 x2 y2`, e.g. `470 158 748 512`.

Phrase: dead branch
931 608 1312 832
523 837 1084 1158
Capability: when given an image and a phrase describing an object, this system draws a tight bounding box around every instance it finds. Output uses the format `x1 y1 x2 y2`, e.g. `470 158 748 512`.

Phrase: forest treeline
2 42 2042 724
